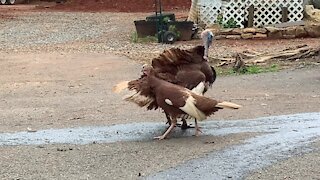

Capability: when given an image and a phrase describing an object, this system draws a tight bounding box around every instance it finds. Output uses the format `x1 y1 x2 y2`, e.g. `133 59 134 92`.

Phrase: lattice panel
221 0 246 28
245 0 304 27
198 0 222 25
197 0 304 28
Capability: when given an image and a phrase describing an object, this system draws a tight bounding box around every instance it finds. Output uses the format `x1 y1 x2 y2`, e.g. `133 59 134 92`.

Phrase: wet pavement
1 113 319 179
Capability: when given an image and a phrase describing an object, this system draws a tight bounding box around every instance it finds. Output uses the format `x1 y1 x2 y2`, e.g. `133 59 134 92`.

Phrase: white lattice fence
198 0 222 26
222 0 246 28
197 0 304 28
246 0 304 27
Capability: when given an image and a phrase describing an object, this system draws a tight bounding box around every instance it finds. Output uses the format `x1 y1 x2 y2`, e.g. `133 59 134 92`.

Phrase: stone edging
212 24 320 40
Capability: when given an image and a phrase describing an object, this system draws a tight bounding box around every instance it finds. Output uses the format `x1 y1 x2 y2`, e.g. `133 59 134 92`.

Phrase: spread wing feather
152 46 205 69
151 45 216 91
113 76 158 110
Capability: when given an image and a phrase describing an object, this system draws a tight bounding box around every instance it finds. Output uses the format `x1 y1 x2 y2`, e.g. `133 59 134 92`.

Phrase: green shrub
216 14 239 28
131 31 157 43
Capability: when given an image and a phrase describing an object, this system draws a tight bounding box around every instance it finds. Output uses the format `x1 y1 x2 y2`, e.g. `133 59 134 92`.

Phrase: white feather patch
179 92 206 121
216 101 242 109
191 82 205 95
165 99 173 106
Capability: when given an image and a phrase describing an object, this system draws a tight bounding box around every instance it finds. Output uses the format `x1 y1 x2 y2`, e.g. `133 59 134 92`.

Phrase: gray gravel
0 11 194 62
1 11 319 63
1 12 106 47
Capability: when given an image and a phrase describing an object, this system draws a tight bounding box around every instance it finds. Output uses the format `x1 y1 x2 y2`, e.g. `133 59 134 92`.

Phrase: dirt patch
0 52 319 133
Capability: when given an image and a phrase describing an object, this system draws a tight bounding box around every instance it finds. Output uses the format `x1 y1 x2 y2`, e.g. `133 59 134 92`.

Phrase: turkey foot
154 118 177 140
179 119 194 130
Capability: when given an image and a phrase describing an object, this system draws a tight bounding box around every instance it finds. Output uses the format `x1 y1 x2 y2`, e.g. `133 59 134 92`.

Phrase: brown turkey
150 45 216 129
113 65 241 140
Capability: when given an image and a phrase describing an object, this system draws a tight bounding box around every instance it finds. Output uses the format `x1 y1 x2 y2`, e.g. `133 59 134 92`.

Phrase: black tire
7 0 15 5
162 31 177 44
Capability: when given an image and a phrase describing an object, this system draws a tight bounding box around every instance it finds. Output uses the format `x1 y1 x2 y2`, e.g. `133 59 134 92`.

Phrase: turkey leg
165 112 172 125
194 119 202 136
165 113 194 129
180 119 194 130
154 117 177 140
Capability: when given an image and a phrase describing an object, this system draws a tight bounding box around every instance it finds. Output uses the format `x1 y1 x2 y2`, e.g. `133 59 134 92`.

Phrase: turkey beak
140 69 145 76
141 64 148 76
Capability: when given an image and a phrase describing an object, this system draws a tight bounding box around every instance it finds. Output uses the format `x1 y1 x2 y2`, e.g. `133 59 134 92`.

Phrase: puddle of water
0 113 319 146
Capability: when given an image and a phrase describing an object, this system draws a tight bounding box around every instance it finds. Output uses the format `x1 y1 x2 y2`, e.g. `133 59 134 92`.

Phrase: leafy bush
216 14 239 28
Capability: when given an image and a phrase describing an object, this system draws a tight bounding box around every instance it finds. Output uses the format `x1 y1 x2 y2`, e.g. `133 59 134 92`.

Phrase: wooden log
216 45 320 67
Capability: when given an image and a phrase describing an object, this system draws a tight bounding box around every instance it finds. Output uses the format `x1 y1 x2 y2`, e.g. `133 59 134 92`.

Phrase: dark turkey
151 45 216 129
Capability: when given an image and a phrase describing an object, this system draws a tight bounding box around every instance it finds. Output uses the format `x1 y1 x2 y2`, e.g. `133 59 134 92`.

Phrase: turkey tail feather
216 101 242 109
113 81 129 93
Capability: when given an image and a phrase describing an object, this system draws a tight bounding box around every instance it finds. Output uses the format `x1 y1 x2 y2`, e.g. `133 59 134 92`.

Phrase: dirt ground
0 2 320 179
0 51 319 179
1 52 319 133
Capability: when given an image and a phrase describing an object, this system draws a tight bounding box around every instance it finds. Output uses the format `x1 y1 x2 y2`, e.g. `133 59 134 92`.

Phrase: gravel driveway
0 11 183 61
1 10 319 62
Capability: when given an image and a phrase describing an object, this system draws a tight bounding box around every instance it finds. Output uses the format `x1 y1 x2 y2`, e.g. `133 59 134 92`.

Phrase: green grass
131 32 158 43
216 64 279 76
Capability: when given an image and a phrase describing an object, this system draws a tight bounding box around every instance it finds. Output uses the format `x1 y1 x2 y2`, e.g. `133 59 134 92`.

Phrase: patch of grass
168 25 181 39
131 32 158 43
216 64 279 76
131 31 139 43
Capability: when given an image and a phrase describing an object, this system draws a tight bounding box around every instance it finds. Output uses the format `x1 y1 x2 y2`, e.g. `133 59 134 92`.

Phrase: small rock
266 27 284 39
295 26 308 38
284 26 296 36
205 141 215 144
283 35 296 39
304 24 320 37
231 28 243 35
214 35 227 40
57 148 66 152
218 28 234 35
255 28 267 34
226 35 241 40
243 27 256 33
241 33 254 39
27 127 37 133
253 33 267 39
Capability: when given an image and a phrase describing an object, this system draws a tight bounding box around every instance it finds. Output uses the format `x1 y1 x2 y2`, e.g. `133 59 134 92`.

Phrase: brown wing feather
117 76 158 109
151 45 216 91
152 46 205 70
